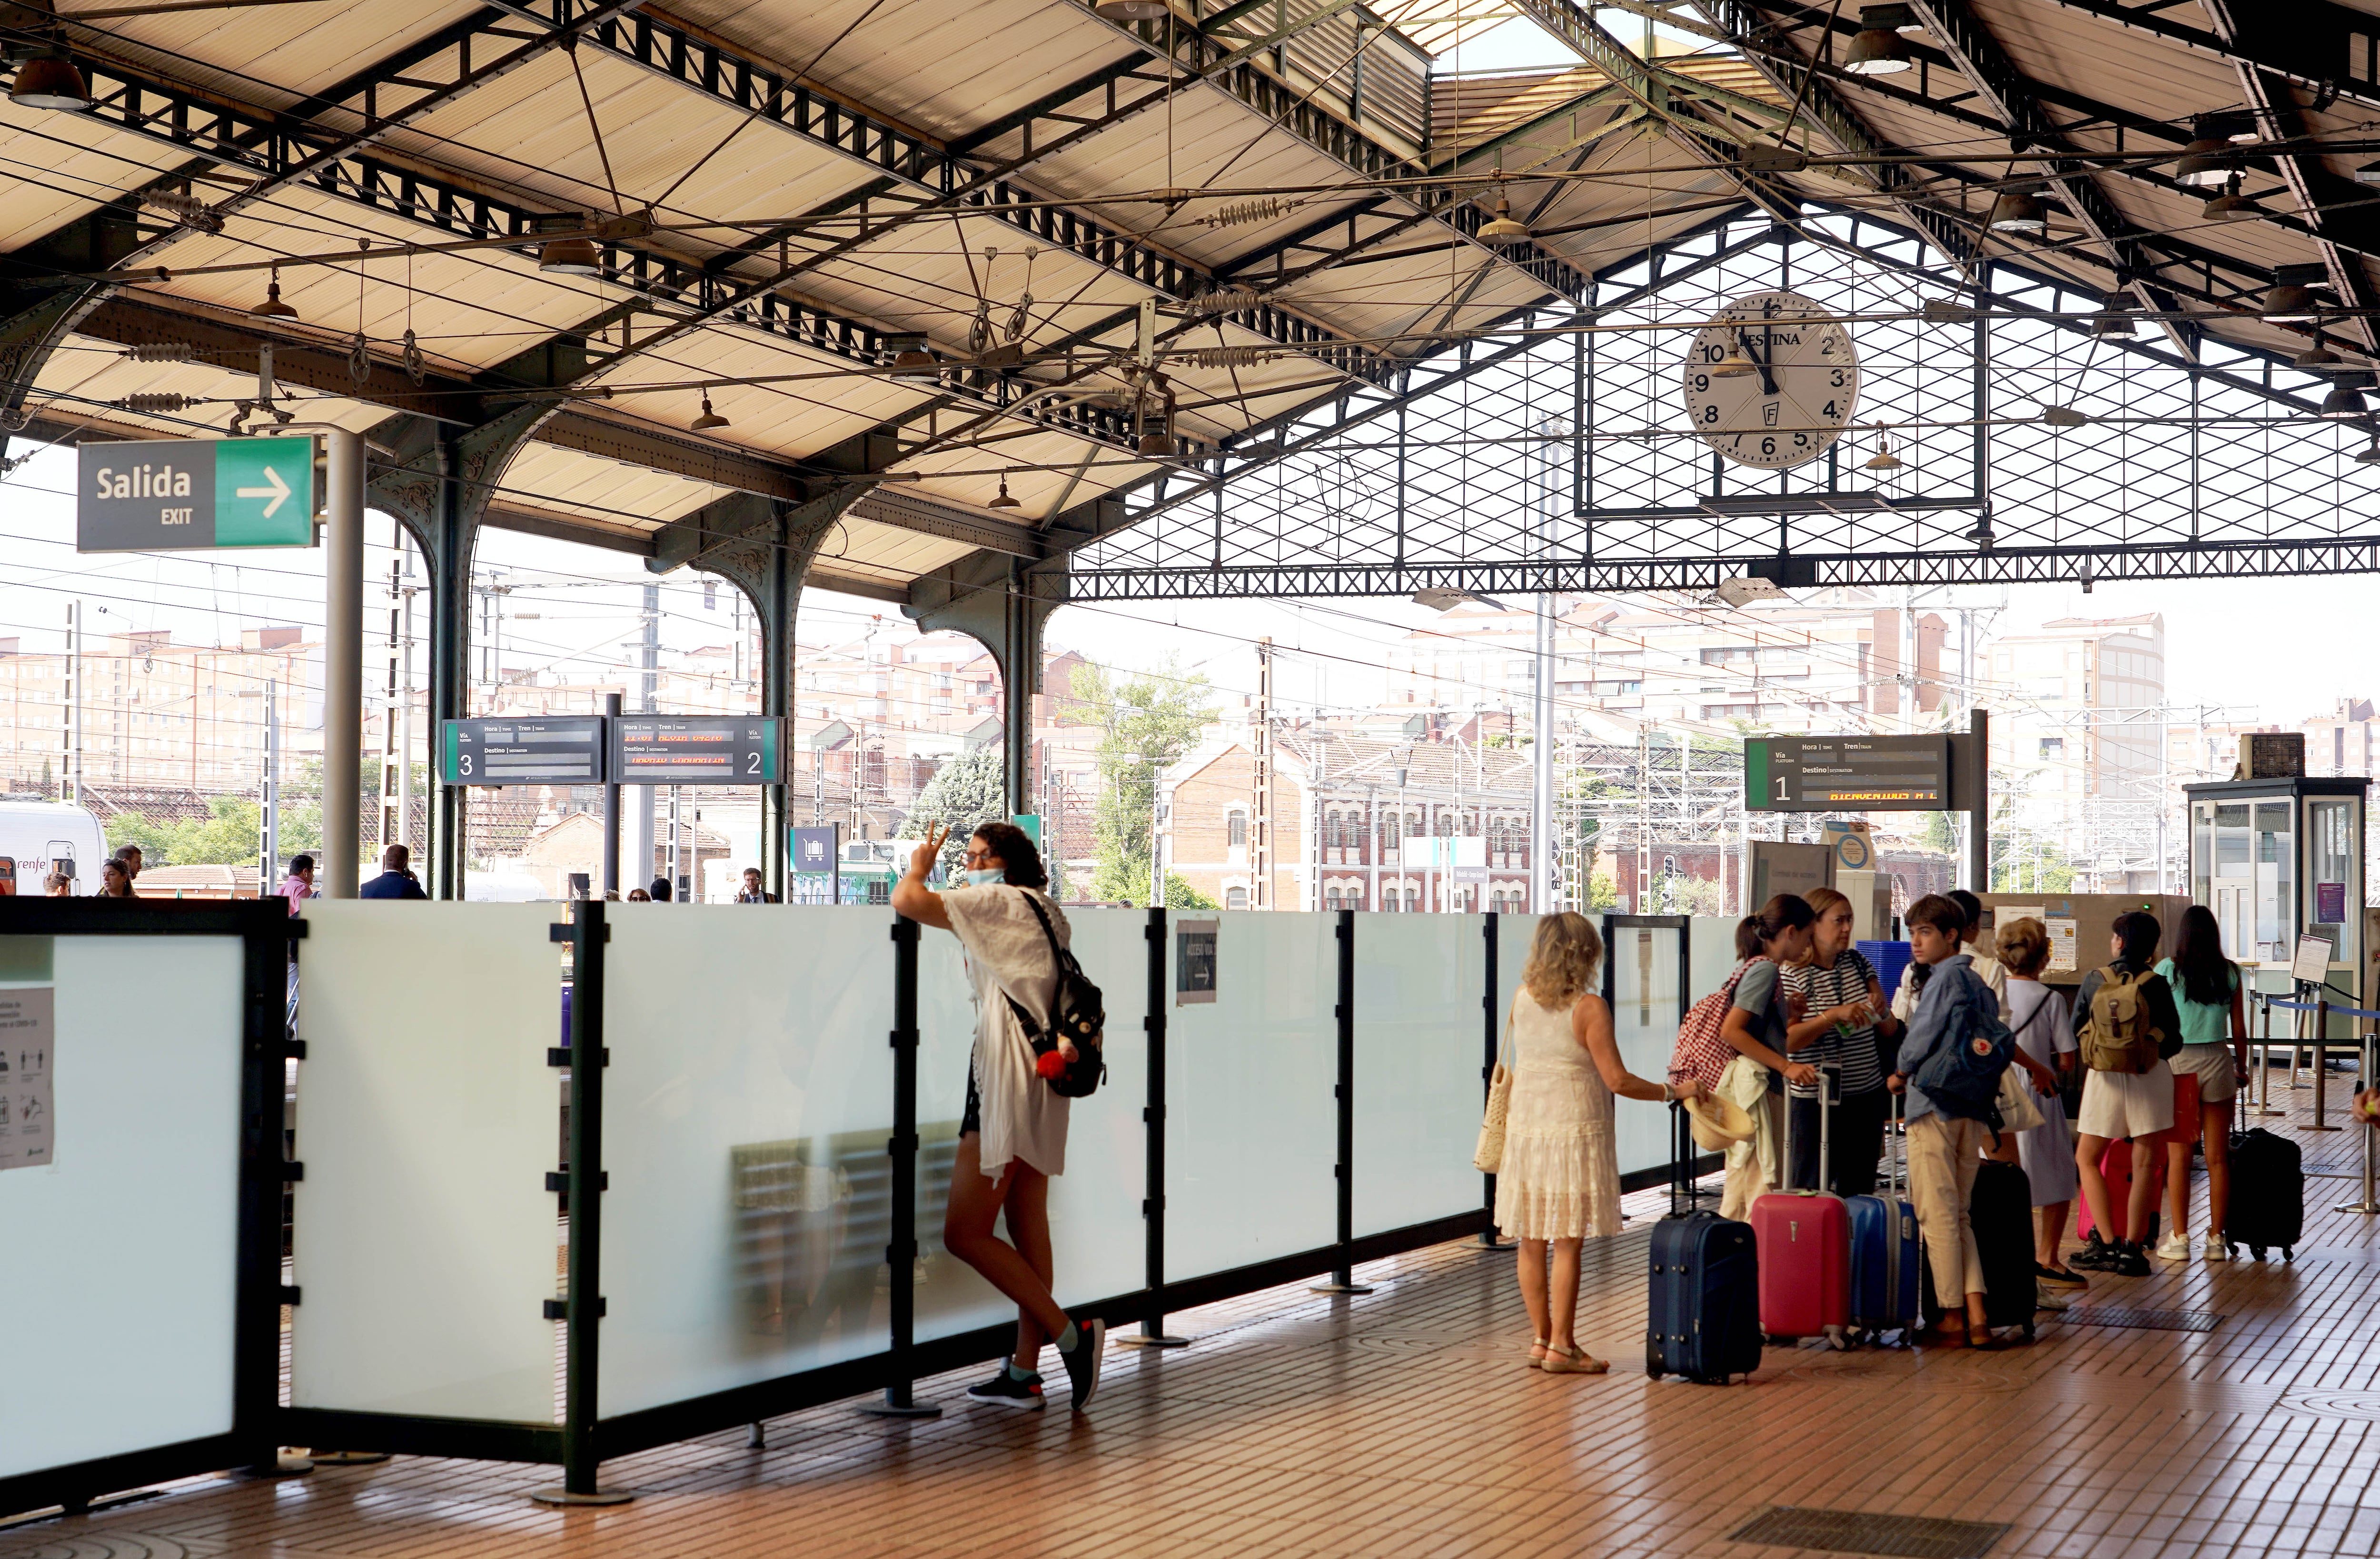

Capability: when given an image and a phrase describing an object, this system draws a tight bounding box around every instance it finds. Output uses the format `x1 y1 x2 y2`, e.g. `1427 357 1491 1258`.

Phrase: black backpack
1003 890 1106 1098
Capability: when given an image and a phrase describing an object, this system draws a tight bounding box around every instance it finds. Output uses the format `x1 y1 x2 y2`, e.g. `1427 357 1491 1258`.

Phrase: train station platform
11 1084 2378 1559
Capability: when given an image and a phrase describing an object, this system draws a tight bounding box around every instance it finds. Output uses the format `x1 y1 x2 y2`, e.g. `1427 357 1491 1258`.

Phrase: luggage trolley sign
614 716 784 784
441 717 606 785
1745 734 1950 811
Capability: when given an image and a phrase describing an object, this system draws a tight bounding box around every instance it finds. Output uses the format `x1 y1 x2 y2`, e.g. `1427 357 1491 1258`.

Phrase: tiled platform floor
12 1083 2380 1559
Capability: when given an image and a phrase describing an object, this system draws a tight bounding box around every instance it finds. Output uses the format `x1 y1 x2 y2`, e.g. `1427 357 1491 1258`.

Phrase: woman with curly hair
1496 911 1698 1375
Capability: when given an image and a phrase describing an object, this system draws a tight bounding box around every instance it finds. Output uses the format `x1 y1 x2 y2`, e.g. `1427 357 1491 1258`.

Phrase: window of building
1326 888 1341 909
2039 737 2065 760
1434 814 1454 837
1344 887 1363 911
1227 810 1247 847
1700 645 1755 665
1226 887 1248 909
1404 888 1419 911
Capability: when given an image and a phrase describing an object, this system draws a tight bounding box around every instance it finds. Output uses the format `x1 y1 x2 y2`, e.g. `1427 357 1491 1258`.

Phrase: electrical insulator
119 393 192 413
123 343 197 363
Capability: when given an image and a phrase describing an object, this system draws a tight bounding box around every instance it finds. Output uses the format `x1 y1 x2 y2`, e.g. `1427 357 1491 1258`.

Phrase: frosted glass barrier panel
600 908 896 1418
915 906 1148 1344
1166 912 1336 1282
1353 915 1485 1237
1607 924 1685 1183
1690 917 1740 1005
0 936 243 1480
291 905 563 1422
1496 914 1542 1030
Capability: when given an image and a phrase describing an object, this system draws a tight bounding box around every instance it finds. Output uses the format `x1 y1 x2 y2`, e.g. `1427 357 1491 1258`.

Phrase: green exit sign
77 435 317 552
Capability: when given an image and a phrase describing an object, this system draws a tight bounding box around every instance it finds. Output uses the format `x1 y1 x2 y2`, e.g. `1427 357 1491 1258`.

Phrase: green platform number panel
77 435 316 552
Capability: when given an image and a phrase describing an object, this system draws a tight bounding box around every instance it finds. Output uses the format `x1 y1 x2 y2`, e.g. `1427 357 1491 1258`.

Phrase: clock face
1681 290 1858 470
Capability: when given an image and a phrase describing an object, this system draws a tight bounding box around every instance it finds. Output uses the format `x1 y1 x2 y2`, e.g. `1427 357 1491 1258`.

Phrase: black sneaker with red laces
965 1369 1045 1411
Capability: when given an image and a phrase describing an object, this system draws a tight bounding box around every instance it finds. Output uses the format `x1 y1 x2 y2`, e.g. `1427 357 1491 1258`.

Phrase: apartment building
1982 613 2167 890
1166 714 1538 912
0 627 326 798
1385 591 1944 735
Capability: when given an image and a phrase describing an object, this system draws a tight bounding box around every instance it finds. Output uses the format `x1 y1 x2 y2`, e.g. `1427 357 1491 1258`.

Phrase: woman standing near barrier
892 819 1105 1413
2155 905 2242 1262
1497 913 1696 1374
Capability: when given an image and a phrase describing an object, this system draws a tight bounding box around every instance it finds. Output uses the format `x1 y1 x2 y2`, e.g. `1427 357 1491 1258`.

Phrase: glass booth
2185 776 2365 1001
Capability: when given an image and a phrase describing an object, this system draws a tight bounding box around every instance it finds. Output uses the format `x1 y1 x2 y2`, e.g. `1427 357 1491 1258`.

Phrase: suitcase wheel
2251 1246 2267 1261
1646 1339 1664 1380
2283 1246 2295 1261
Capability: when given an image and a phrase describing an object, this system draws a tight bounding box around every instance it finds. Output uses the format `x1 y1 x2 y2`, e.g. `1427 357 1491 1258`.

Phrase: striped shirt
1780 948 1885 1097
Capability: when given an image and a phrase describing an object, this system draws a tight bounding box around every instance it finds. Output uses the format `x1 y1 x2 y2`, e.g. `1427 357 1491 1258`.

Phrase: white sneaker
2034 1282 2070 1312
2204 1241 2233 1262
2153 1233 2192 1262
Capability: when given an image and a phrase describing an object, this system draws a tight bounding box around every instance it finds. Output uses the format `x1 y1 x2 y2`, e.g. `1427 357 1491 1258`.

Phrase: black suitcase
2222 1127 2303 1261
1646 1104 1763 1384
1920 1158 2038 1341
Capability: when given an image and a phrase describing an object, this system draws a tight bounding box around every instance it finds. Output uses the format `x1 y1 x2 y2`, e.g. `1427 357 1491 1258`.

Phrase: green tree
898 747 1008 876
1070 657 1218 908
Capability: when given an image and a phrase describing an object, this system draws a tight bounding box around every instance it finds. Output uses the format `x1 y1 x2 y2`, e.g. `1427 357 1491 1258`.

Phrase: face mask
962 867 1005 887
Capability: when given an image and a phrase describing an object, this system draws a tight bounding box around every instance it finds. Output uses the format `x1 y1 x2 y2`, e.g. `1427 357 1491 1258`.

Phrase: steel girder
1056 534 2380 600
1053 202 2380 601
470 0 1395 386
2027 0 2380 115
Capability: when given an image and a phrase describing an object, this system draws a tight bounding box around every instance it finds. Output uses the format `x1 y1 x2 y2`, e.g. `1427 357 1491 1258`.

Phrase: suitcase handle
1670 1101 1705 1214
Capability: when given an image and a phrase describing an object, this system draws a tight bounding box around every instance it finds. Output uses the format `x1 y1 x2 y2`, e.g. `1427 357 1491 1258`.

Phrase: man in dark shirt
358 844 429 900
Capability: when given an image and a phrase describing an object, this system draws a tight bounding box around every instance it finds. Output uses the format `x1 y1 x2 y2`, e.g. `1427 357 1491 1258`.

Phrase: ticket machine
2184 775 2366 1005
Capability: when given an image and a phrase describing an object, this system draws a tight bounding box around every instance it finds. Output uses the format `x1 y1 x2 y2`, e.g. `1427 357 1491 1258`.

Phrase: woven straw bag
1473 1012 1517 1173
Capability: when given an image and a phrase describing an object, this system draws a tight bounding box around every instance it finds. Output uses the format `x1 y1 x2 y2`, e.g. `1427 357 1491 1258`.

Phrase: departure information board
441 717 606 785
1745 734 1951 810
613 716 784 784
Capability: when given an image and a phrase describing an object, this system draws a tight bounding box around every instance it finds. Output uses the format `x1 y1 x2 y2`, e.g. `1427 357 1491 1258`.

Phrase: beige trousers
1906 1112 1990 1301
1718 1084 1784 1221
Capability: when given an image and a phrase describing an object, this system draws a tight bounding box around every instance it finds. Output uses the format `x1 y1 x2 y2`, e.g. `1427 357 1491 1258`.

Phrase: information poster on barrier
2293 934 2335 986
1176 919 1217 1006
0 985 55 1170
2044 915 2078 975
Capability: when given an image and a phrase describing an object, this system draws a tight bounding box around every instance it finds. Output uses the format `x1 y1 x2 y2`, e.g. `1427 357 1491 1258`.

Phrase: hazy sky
4 425 2364 736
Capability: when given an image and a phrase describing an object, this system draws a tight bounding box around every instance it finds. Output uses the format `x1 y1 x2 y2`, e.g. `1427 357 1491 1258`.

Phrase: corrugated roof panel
492 443 728 533
891 425 1156 515
137 183 619 375
819 515 983 582
586 326 928 463
794 211 1163 349
73 1 480 109
0 106 192 253
658 0 1138 145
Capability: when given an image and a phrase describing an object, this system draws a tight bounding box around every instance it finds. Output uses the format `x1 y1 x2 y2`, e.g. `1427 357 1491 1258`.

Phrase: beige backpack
2081 965 2163 1074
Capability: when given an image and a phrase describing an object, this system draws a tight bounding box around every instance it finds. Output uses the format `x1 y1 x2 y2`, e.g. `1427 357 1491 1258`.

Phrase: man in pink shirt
278 854 316 913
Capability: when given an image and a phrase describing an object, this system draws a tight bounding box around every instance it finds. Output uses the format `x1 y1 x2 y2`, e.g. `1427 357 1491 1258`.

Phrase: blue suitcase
1846 1094 1921 1343
1646 1104 1762 1384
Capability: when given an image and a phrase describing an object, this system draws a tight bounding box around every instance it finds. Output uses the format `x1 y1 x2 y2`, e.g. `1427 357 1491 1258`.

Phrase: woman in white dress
1496 912 1697 1375
892 819 1105 1413
1996 917 2085 1296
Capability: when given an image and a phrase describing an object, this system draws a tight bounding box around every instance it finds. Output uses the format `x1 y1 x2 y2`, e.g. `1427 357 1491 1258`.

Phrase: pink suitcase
1753 1067 1850 1348
2079 1133 2167 1243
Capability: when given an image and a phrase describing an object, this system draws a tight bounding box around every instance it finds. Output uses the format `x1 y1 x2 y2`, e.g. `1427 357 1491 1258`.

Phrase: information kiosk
2184 774 2367 1013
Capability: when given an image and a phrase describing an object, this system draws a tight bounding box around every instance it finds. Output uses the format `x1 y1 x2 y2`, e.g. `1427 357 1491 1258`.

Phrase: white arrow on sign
235 465 291 518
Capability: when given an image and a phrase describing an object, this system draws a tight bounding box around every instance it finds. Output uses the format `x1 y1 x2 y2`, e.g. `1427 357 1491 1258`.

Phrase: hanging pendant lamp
251 267 298 321
1477 195 1530 245
988 476 1021 509
9 45 91 111
691 395 728 431
1986 188 2046 234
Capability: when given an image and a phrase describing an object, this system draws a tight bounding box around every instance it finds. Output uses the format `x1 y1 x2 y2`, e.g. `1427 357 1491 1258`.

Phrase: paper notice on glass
0 985 54 1170
1175 919 1218 1006
2044 917 2078 975
2292 934 2335 986
1997 904 2045 933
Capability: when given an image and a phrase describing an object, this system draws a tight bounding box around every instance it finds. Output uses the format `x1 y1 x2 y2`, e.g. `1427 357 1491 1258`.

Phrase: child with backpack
2069 911 2186 1278
1668 895 1822 1218
1886 893 2015 1348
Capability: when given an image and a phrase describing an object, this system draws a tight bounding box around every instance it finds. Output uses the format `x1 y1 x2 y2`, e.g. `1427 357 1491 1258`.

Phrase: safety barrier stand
861 914 942 1419
1477 913 1512 1250
1122 907 1191 1348
1312 911 1372 1294
2249 994 2288 1117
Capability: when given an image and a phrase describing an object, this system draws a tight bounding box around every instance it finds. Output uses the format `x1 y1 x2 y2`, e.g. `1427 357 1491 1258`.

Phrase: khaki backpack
2081 965 2163 1074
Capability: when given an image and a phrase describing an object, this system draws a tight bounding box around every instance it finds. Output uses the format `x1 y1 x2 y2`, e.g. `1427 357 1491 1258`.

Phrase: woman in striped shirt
1780 886 1900 1195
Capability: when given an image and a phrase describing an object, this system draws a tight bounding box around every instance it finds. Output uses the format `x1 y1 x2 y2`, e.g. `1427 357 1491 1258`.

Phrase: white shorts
2077 1060 2176 1140
2168 1042 2238 1105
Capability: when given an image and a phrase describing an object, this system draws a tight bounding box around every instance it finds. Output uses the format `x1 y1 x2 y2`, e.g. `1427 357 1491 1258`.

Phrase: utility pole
256 678 279 892
1252 637 1274 908
61 601 79 805
379 554 402 852
629 583 659 889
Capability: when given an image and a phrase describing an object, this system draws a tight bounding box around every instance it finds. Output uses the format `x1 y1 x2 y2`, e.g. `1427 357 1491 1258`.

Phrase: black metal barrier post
1122 906 1190 1347
240 912 313 1480
534 899 631 1506
861 914 942 1417
1478 912 1511 1249
1311 911 1372 1295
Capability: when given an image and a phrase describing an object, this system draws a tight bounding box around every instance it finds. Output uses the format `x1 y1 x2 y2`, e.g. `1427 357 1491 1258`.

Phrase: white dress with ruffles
1492 990 1622 1240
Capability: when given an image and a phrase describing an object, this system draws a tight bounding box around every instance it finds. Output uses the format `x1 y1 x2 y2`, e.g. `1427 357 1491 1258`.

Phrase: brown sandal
1540 1345 1610 1375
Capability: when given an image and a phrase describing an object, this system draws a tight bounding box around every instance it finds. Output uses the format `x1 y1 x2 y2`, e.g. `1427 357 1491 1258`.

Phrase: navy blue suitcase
1846 1094 1921 1343
1646 1104 1762 1384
